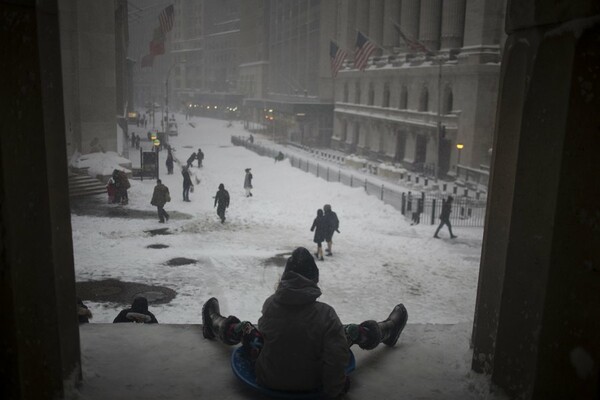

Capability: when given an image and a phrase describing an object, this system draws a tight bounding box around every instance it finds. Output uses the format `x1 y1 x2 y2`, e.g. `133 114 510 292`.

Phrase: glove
336 229 341 234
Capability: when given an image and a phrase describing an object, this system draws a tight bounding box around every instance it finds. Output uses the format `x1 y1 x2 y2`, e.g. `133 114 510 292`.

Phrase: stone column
418 0 443 51
440 0 466 49
1 0 81 398
400 0 421 51
369 0 384 47
471 1 600 399
356 0 370 35
382 0 401 48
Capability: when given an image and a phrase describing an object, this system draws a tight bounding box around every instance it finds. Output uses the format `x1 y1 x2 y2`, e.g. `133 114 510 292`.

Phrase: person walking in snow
166 148 174 175
197 148 204 167
244 168 253 197
201 247 408 398
434 196 457 239
150 179 170 223
186 152 197 168
113 296 158 324
323 204 340 256
214 183 230 223
182 166 193 202
310 209 327 260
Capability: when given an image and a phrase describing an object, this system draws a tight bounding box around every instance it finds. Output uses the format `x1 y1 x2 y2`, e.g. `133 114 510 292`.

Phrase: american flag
158 5 175 34
391 21 432 54
330 41 347 78
354 31 377 71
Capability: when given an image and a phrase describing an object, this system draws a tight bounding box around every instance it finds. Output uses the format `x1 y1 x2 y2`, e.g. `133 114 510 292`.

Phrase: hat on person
218 183 224 189
284 247 319 283
245 168 251 172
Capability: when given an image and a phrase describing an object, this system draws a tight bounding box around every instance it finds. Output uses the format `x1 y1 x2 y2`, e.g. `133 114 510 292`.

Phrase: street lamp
456 142 464 177
165 60 187 129
153 138 161 180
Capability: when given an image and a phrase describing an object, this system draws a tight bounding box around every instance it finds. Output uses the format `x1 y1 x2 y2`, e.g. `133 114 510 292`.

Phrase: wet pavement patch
146 227 171 236
263 252 292 268
147 244 169 249
70 196 193 220
76 279 176 305
166 257 196 266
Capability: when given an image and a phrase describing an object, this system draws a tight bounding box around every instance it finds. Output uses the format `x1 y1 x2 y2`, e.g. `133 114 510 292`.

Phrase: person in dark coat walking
323 204 340 256
197 148 204 167
244 168 253 197
166 148 174 175
130 132 136 148
310 209 327 260
150 179 170 223
186 152 197 168
182 166 193 202
214 183 230 223
434 196 457 238
113 296 158 324
202 247 408 398
135 135 140 149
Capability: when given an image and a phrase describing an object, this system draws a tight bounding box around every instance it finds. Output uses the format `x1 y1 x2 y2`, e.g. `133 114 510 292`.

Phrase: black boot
378 304 408 347
202 297 241 345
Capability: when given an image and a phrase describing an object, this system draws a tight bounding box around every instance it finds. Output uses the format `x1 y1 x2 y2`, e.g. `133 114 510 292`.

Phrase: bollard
401 193 406 215
431 198 436 224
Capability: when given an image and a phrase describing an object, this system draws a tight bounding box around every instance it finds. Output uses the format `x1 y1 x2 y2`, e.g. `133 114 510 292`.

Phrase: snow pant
157 206 169 222
434 218 454 237
202 298 407 358
216 205 226 222
183 185 191 201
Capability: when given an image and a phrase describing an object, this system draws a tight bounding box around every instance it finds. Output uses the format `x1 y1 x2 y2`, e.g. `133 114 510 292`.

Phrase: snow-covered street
72 115 484 325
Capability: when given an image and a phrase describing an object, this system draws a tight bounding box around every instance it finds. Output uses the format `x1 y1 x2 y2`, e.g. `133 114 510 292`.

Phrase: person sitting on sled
202 246 408 398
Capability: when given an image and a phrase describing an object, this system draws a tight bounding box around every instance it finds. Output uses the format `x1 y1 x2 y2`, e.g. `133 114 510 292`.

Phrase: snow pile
71 151 131 179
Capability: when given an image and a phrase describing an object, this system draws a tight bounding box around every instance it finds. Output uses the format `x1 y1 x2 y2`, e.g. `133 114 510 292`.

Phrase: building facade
331 0 506 183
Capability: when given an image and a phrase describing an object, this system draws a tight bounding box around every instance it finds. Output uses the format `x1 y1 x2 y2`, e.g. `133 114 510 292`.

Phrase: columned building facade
331 0 506 183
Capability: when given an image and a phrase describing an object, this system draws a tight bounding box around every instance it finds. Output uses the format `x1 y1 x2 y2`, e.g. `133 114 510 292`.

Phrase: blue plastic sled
231 347 356 399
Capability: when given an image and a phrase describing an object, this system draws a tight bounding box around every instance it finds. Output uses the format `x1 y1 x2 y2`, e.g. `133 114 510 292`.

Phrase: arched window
444 87 454 114
399 85 408 109
368 83 375 106
343 83 349 103
383 83 390 108
355 82 361 104
418 86 429 112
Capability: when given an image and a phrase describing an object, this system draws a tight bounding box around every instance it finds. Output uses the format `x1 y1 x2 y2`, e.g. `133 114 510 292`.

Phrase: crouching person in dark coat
151 179 170 223
113 296 158 324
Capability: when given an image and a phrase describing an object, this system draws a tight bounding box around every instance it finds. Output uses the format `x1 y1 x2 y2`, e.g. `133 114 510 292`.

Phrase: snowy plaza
72 115 484 327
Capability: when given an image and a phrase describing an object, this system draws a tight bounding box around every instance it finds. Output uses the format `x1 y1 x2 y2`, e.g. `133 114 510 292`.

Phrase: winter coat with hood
244 171 253 189
113 297 158 324
255 248 349 398
310 210 327 244
151 183 170 207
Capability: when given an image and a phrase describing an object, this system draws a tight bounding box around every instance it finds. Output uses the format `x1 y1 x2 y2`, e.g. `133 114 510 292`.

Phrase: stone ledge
77 322 493 399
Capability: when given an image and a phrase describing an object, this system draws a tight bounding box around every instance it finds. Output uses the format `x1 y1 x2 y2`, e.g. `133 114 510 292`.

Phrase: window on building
399 85 408 109
355 82 361 104
383 83 390 108
444 87 454 114
419 86 429 112
368 83 375 106
343 83 349 103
